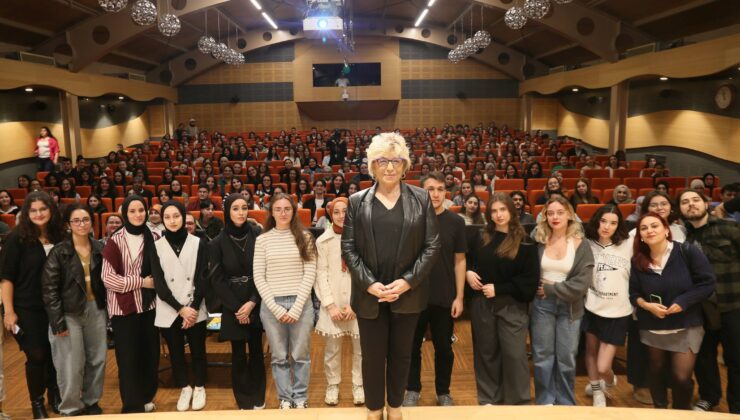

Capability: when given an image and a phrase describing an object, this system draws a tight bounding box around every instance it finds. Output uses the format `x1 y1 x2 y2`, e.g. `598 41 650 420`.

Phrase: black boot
48 388 62 414
32 397 49 419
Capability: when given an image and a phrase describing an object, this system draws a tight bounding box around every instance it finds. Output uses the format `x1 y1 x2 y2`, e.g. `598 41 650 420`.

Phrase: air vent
623 43 657 59
19 51 56 66
128 73 146 82
549 65 566 74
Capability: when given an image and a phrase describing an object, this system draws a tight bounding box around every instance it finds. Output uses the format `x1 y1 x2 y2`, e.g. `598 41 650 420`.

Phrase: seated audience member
654 181 670 196
551 156 574 173
350 163 372 184
196 200 224 240
460 194 485 225
453 181 473 206
0 190 20 215
147 204 164 236
536 177 564 205
100 214 123 245
17 174 31 190
608 185 634 205
511 191 535 225
127 177 153 204
188 184 221 211
689 179 708 199
303 180 328 226
570 178 600 210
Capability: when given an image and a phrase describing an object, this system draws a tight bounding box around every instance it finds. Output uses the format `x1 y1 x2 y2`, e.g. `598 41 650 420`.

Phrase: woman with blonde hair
315 197 364 406
609 184 634 205
342 133 440 420
532 196 594 405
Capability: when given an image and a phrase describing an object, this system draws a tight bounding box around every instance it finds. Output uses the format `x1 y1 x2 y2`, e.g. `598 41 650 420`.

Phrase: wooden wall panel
557 104 609 148
0 121 66 164
80 113 150 157
626 110 740 163
175 102 302 132
532 98 559 130
147 104 166 137
185 62 294 85
400 59 510 80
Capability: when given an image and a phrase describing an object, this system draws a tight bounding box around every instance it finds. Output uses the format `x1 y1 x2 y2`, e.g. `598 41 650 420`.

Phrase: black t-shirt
0 232 50 311
372 197 404 285
428 210 467 307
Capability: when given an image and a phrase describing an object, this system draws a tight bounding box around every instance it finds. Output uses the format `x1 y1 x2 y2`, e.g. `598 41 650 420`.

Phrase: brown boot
367 409 384 420
386 406 403 420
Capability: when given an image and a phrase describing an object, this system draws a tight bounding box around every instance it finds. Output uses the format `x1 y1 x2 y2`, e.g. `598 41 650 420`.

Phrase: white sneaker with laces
279 400 293 409
295 401 309 409
593 390 607 407
352 385 365 405
325 384 339 405
177 386 193 412
191 386 206 411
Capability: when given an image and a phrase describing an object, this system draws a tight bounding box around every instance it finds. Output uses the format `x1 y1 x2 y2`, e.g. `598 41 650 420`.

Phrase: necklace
229 234 249 253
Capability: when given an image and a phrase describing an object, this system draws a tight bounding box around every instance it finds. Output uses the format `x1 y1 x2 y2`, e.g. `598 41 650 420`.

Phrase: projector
303 16 343 38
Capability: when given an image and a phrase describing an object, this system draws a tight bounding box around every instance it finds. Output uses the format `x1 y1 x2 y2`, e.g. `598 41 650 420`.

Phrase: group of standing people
1 131 737 420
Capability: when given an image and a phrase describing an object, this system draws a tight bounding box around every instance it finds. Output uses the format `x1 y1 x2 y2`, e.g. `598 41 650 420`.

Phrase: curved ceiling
0 0 738 86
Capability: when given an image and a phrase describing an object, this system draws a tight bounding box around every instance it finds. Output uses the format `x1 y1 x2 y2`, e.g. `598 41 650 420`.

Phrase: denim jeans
531 296 581 405
260 295 313 404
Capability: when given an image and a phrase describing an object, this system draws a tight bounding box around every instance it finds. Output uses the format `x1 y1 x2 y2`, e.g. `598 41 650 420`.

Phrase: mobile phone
13 324 23 336
649 294 663 305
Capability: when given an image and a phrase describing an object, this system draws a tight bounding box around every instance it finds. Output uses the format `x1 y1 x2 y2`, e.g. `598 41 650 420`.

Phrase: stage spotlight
318 18 329 29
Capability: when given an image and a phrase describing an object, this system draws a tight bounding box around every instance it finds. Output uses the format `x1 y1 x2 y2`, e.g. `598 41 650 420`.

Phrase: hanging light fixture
523 0 550 19
552 0 573 3
504 6 527 30
98 0 128 12
198 9 216 54
157 0 181 37
130 0 157 26
473 6 491 49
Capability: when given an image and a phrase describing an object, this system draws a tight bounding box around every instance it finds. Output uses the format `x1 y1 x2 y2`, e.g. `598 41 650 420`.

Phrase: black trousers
110 310 160 413
358 304 420 411
407 305 454 395
15 308 58 403
160 318 208 388
626 318 649 388
230 333 267 409
695 308 740 414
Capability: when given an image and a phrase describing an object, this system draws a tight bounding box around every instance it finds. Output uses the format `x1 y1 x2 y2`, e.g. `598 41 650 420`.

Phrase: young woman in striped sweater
253 193 317 409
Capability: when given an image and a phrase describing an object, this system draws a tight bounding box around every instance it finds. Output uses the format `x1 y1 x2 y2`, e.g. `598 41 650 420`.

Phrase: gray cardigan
538 239 595 320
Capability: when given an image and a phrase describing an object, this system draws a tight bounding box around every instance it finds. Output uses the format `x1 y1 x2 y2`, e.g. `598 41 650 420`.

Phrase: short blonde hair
534 196 583 244
366 133 411 179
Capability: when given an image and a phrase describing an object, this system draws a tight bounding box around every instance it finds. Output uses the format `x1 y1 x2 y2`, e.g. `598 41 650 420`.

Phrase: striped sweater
253 228 317 319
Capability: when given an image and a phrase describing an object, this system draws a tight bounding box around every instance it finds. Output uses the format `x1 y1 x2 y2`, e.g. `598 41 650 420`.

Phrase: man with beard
678 190 740 414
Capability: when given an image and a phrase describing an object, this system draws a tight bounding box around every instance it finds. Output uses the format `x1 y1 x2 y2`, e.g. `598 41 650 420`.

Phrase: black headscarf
223 193 251 236
120 195 156 307
160 200 188 254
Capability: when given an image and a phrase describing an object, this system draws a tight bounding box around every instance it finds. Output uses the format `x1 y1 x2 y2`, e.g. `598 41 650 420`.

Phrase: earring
640 238 644 242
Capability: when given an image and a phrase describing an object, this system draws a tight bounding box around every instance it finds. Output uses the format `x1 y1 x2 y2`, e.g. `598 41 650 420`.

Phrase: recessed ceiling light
25 87 33 92
572 88 579 92
118 96 124 100
659 77 668 81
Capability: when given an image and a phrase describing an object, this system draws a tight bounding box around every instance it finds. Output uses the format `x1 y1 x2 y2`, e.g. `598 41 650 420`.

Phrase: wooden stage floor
1 320 730 418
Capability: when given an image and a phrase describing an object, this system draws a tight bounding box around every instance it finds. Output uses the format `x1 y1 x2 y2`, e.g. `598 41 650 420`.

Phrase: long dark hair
632 212 672 272
16 191 65 244
264 193 315 262
482 192 527 259
584 204 629 245
641 190 677 223
63 203 94 242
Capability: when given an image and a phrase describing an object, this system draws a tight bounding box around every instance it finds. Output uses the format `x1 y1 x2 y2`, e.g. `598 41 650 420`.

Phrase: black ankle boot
48 388 62 414
32 397 49 419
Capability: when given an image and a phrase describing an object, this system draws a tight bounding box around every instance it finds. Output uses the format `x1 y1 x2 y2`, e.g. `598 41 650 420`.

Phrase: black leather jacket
42 239 106 334
342 182 440 318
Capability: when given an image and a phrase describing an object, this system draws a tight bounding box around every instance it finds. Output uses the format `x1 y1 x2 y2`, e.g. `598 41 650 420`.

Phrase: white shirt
541 238 576 283
586 239 633 318
37 138 51 159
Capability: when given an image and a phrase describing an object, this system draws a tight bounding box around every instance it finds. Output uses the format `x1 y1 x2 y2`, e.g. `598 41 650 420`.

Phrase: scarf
223 193 251 237
160 200 188 256
327 197 349 272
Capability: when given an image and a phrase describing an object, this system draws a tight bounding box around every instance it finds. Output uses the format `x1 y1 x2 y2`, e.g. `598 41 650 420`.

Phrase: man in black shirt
404 172 467 407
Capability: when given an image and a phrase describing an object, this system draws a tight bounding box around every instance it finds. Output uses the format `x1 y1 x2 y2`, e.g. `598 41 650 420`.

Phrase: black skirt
14 307 52 351
581 309 630 346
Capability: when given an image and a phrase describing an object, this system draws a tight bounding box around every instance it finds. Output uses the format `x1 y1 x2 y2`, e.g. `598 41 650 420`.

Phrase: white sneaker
191 386 206 411
253 403 266 410
279 400 293 409
352 384 365 405
585 375 616 396
325 384 339 405
177 386 193 412
144 402 156 412
593 390 607 407
295 400 308 409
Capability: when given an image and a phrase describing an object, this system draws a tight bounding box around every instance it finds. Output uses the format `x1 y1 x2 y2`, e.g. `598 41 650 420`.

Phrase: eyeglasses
70 217 91 226
273 207 292 214
29 207 49 215
546 210 567 217
374 158 405 168
649 201 671 209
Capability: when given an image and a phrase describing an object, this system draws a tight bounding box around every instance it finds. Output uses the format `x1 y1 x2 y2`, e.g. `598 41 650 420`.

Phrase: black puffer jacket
42 239 106 334
342 182 440 318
